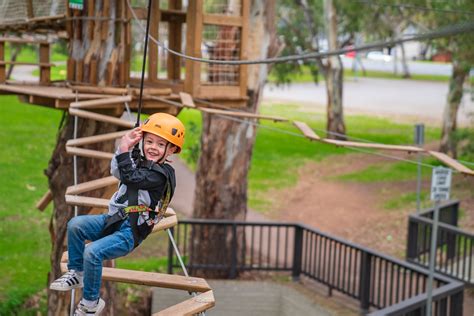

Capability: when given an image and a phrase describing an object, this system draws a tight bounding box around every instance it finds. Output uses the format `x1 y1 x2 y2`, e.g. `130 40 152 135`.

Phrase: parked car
366 51 392 62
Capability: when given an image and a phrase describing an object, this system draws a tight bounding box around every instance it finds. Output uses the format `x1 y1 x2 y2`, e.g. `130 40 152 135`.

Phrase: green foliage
177 110 202 171
0 96 62 314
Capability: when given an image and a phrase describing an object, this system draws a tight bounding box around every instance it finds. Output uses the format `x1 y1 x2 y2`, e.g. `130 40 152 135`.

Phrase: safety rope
125 0 474 66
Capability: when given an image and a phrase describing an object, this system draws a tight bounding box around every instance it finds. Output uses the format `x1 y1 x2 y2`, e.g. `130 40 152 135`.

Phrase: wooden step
59 263 210 292
69 108 134 128
65 195 109 208
199 107 288 122
179 92 196 108
293 121 320 140
323 139 424 153
428 151 474 176
70 95 132 109
0 61 55 67
66 176 119 195
36 189 53 211
66 146 114 160
66 130 128 147
153 290 215 316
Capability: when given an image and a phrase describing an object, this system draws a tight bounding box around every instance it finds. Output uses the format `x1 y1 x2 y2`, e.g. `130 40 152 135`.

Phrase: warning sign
430 167 452 201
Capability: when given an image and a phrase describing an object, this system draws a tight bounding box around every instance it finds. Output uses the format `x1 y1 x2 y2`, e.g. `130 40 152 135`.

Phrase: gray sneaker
49 270 83 291
74 298 105 316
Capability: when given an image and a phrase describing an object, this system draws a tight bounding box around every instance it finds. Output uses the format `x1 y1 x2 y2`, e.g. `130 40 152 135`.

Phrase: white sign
430 167 452 201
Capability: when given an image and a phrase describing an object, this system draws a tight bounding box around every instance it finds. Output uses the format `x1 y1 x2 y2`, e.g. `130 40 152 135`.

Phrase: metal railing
407 201 473 286
168 219 464 315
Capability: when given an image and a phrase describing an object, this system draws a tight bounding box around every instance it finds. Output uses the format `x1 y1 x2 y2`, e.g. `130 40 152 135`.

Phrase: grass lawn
0 96 62 314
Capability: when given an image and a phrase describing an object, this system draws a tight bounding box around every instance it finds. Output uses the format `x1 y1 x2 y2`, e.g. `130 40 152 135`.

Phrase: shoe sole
49 283 84 291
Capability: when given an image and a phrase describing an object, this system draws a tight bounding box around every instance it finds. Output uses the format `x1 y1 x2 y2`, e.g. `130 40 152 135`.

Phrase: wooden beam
428 151 474 176
0 61 55 67
70 95 132 109
199 107 288 122
66 130 128 147
66 176 119 195
0 42 4 83
203 14 242 27
179 92 195 108
71 85 129 95
151 215 178 233
60 263 211 292
154 290 215 316
131 88 173 96
36 190 53 211
322 139 424 153
293 121 320 140
66 146 114 160
0 37 49 45
39 43 50 85
69 108 134 128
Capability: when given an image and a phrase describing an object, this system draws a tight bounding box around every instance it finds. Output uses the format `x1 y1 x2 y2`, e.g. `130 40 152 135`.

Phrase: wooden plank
102 0 110 40
179 92 195 108
184 0 203 95
66 176 119 195
66 146 114 160
76 60 84 82
132 88 172 96
203 14 242 27
239 0 250 99
428 151 474 176
0 61 55 67
167 2 182 81
161 9 186 24
0 42 4 83
25 0 34 18
322 139 425 153
154 290 215 316
89 58 98 85
65 194 109 208
200 107 288 122
60 263 211 292
70 95 132 108
293 121 320 140
39 43 50 85
69 108 134 128
67 58 75 81
0 37 49 45
71 85 129 95
66 130 128 146
152 215 178 233
36 190 53 211
148 0 160 82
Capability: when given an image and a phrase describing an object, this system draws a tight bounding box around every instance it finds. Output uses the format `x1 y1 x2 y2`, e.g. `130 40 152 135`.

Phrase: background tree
191 0 282 277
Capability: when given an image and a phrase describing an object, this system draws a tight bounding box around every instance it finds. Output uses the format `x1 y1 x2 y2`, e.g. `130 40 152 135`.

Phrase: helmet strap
157 142 170 164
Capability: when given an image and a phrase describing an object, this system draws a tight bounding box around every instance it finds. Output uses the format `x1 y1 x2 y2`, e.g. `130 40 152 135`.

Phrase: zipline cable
126 0 474 65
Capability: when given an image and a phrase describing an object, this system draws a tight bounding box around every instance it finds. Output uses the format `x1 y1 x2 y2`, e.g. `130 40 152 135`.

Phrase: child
50 113 185 315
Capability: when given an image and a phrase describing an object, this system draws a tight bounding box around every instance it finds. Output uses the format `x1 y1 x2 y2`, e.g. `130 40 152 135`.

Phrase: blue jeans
67 214 135 301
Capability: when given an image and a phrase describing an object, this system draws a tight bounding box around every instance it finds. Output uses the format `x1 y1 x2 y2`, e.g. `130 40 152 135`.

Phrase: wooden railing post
0 41 5 83
359 251 372 313
39 43 50 85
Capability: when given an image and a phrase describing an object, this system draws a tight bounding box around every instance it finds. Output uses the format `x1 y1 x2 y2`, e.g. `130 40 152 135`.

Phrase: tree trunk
439 60 469 157
399 42 411 78
324 0 346 140
46 0 125 314
191 0 280 278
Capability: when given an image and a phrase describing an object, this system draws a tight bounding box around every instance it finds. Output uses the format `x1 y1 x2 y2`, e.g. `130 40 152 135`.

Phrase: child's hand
119 127 143 153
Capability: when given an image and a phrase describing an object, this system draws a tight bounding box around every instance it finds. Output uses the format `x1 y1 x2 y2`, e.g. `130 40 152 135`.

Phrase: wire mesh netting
201 24 241 85
0 0 66 24
203 0 241 16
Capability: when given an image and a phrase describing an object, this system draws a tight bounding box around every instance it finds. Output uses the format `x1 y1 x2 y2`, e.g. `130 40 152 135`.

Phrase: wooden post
148 0 160 82
0 41 5 83
168 0 183 81
184 0 203 95
39 43 50 85
67 58 75 82
239 0 250 98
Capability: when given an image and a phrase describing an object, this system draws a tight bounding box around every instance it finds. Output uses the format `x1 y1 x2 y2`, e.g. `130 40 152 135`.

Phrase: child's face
143 133 176 163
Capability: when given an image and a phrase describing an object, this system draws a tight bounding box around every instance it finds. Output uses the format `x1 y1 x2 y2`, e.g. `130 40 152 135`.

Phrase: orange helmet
141 113 185 153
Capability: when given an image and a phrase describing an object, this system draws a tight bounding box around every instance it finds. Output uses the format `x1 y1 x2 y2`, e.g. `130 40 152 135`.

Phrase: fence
407 200 473 285
168 219 464 315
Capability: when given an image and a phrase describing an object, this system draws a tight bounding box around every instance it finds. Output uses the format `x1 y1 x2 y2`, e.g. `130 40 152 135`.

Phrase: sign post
426 167 452 316
415 124 424 213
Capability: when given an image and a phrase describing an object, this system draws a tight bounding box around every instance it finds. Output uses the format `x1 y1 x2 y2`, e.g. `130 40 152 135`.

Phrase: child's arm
110 127 142 179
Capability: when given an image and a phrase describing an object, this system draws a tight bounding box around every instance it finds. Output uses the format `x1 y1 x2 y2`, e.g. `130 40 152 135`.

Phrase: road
263 77 474 127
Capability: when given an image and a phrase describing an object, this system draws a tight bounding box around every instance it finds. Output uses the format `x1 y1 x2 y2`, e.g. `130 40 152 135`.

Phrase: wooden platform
0 83 181 112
